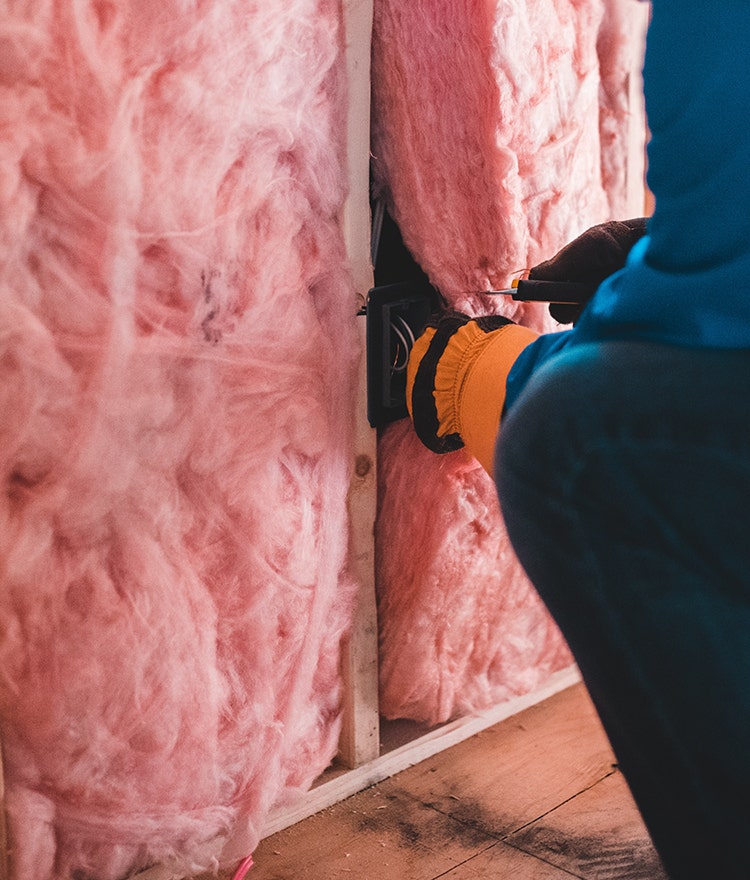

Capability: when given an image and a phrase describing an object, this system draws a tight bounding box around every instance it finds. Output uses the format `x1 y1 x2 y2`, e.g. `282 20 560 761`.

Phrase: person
404 3 750 878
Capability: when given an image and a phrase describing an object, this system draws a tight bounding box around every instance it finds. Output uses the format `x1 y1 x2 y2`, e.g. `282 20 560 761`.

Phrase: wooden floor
246 684 667 880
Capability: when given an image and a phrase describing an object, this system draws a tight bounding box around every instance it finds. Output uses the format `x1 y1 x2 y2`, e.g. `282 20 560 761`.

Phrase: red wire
230 854 254 880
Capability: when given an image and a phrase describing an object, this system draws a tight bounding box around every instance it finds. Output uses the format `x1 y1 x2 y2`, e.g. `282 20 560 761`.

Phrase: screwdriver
489 278 599 304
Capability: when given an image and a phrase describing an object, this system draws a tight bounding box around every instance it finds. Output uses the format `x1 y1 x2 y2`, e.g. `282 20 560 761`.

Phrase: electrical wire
390 315 415 372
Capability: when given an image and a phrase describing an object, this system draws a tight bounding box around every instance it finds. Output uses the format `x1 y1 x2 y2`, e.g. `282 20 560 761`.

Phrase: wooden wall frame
339 0 381 771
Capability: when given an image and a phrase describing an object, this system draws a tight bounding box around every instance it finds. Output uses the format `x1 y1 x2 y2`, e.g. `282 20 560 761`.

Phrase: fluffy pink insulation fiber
372 0 645 723
376 423 572 724
0 1 357 878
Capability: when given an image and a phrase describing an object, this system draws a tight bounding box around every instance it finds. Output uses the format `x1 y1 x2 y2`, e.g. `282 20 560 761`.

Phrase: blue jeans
496 341 750 880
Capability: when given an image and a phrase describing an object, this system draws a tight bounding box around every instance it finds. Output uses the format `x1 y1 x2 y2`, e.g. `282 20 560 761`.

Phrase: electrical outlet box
366 280 441 428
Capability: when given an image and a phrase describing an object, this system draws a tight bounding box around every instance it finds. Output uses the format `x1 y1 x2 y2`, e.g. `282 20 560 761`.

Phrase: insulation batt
0 1 357 878
372 0 645 723
376 423 572 723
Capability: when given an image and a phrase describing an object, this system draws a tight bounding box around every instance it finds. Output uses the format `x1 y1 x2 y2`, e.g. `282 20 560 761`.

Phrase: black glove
529 217 648 324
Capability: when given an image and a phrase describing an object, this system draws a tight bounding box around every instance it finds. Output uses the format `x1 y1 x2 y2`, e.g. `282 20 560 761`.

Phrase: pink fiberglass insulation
0 1 357 878
376 422 572 724
371 0 643 316
372 0 645 723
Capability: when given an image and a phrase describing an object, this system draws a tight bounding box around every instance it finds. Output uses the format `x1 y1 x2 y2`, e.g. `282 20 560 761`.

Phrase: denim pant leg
495 341 750 880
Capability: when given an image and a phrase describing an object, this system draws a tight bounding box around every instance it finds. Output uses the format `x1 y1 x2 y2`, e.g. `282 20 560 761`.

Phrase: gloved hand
530 217 648 324
405 311 538 476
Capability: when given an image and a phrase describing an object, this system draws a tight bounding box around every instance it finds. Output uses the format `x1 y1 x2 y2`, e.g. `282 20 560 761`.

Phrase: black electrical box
366 280 441 427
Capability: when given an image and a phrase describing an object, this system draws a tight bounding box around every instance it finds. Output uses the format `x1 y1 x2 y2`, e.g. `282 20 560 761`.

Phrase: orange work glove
406 312 538 476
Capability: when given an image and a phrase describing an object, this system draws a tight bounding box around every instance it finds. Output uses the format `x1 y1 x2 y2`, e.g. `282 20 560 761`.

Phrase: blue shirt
506 2 750 411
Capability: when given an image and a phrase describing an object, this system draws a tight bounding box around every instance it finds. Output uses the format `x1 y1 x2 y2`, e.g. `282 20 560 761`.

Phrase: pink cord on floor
231 855 254 880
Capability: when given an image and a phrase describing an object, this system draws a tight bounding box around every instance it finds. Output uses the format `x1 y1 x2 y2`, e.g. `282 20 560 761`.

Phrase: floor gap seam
499 767 619 840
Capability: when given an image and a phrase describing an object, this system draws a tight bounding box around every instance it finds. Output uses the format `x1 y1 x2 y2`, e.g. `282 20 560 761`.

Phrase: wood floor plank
506 771 667 880
374 684 616 839
438 841 581 878
218 683 659 880
250 784 498 880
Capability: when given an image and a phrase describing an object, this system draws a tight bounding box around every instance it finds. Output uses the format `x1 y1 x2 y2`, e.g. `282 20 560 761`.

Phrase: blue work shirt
506 1 750 412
